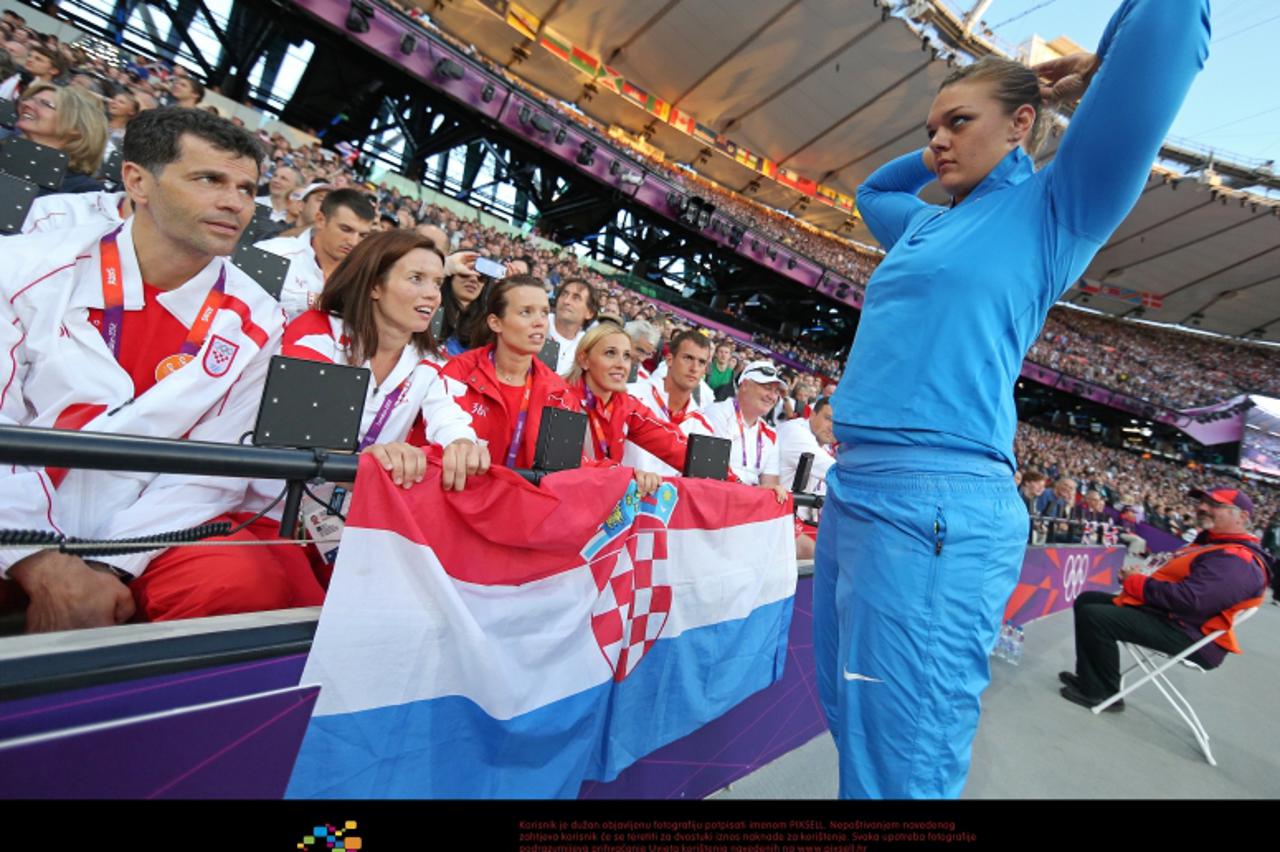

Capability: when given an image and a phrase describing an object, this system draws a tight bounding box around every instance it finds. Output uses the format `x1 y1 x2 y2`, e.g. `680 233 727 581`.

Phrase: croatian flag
286 457 797 798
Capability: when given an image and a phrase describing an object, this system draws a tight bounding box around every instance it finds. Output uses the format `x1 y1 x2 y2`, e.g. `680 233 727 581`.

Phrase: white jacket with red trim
620 374 713 476
237 310 478 518
282 310 475 448
22 190 127 235
254 229 323 319
0 219 285 577
698 397 780 486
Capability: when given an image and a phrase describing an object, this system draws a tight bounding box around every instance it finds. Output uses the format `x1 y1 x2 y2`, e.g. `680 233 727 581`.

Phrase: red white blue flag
287 459 796 798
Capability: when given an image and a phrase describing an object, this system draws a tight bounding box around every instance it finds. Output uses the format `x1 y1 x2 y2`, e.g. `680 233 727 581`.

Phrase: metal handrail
0 424 819 508
0 424 359 482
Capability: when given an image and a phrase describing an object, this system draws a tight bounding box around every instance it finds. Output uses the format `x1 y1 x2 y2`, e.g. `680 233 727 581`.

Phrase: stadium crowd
1030 307 1280 410
13 1 1278 411
384 0 883 287
0 7 1276 636
394 0 1280 410
1014 422 1279 543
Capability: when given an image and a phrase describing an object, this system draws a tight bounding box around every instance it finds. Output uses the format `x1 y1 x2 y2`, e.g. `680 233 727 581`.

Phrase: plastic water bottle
1008 626 1025 667
992 622 1012 661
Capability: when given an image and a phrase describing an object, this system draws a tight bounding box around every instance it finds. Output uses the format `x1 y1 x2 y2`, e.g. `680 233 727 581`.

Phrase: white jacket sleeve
97 324 283 577
277 272 314 319
0 303 62 575
419 369 477 448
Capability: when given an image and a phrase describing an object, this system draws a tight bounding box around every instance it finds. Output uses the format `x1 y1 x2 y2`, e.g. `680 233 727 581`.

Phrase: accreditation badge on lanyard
98 225 228 381
732 397 764 470
358 370 414 452
651 385 681 425
582 384 613 461
490 350 533 468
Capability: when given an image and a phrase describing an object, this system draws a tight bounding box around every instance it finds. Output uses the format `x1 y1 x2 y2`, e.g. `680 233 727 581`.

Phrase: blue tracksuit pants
813 444 1027 798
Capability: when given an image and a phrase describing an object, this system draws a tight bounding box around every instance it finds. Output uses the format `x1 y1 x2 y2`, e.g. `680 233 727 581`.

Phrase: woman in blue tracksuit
815 0 1210 798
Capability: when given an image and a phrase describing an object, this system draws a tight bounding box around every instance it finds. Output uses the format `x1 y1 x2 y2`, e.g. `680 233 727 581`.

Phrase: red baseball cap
1189 486 1254 516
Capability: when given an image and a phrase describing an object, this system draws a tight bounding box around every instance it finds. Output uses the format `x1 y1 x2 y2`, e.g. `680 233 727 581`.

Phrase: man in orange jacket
1060 486 1272 711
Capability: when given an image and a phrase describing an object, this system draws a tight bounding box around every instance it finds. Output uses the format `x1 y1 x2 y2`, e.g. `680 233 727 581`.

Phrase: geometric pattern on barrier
1002 546 1124 628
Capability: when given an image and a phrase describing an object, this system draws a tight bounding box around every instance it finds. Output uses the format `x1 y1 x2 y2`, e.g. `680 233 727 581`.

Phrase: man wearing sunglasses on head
697 361 788 504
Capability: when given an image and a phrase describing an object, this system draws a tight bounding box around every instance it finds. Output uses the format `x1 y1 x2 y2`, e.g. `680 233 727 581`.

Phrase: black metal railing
0 425 820 538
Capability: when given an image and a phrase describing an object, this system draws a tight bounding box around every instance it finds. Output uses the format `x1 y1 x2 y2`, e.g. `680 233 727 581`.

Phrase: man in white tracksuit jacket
0 108 324 632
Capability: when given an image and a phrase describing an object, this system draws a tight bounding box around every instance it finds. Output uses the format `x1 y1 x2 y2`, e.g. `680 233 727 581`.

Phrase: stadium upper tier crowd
1030 308 1280 410
1015 422 1278 542
401 0 1280 409
0 11 1276 636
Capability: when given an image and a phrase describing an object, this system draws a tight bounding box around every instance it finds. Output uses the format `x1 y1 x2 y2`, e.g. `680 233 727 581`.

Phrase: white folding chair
1091 606 1261 767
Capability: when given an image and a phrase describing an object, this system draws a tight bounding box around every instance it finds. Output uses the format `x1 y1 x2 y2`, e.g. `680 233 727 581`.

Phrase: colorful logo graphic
297 821 361 850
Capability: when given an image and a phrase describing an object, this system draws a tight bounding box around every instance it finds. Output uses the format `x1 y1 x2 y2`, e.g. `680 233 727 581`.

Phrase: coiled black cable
0 520 234 557
0 484 293 557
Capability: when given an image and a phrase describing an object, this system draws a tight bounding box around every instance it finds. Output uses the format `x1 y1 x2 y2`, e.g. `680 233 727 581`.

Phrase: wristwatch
87 561 134 585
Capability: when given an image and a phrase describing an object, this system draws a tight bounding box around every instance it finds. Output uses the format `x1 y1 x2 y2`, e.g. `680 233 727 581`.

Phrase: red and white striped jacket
567 377 692 473
282 310 475 449
0 219 284 578
620 374 713 476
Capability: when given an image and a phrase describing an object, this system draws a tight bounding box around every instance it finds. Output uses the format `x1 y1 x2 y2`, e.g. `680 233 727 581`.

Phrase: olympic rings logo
1062 553 1090 603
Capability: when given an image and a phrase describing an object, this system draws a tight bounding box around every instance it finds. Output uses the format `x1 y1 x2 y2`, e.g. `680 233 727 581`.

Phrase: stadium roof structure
422 0 1280 343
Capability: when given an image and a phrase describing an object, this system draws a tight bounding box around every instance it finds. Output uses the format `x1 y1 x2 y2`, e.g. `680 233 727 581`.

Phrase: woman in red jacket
442 276 577 470
566 322 690 494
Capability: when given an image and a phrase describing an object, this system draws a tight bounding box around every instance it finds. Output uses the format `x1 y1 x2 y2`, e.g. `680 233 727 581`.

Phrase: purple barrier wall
1022 362 1248 445
1133 521 1187 553
643 294 753 345
1003 545 1124 627
0 684 318 799
0 653 307 741
1101 506 1188 554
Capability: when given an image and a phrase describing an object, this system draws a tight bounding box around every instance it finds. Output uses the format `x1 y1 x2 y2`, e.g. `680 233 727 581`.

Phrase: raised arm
1045 0 1210 242
854 149 937 251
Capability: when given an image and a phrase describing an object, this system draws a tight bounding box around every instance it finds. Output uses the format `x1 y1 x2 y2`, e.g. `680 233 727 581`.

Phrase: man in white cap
698 360 788 501
277 182 332 239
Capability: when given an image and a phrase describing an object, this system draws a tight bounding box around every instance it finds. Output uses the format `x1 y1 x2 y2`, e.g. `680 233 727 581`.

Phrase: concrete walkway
714 598 1280 799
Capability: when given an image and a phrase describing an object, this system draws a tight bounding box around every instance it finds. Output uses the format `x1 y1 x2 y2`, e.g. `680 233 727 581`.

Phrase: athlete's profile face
926 80 1034 203
125 134 258 259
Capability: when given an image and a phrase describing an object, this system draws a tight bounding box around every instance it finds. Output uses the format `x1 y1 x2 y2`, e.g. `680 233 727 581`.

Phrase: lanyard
582 383 614 461
359 369 414 451
650 384 684 425
732 398 764 470
491 350 533 468
99 225 227 379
